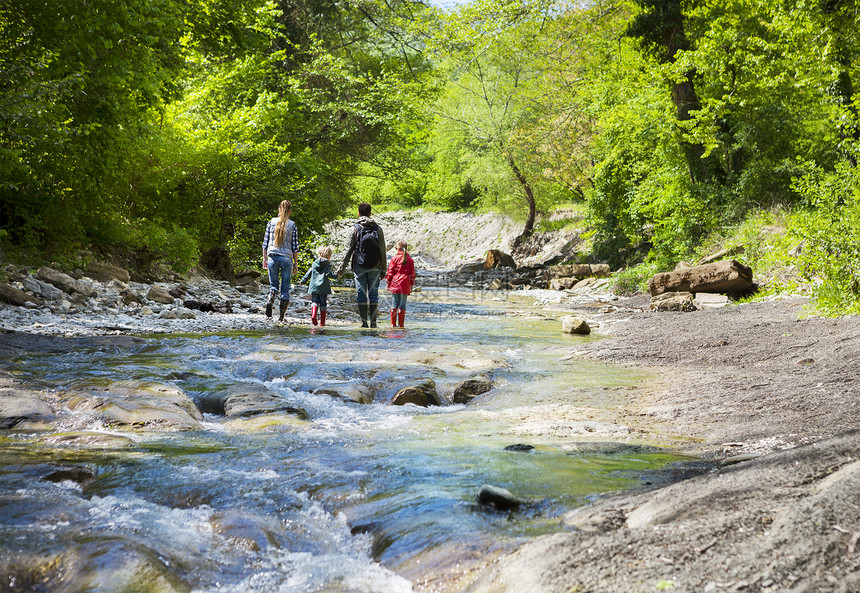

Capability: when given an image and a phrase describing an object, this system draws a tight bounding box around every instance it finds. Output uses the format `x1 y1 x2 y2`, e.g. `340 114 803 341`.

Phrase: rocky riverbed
2 209 859 593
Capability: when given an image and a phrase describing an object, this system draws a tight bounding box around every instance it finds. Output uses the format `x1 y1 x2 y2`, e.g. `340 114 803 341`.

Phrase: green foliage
610 261 660 295
127 220 200 274
696 207 803 298
791 163 860 315
2 0 860 318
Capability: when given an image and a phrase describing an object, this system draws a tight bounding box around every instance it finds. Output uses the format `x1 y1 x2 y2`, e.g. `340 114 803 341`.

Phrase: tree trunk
629 0 724 184
507 156 536 246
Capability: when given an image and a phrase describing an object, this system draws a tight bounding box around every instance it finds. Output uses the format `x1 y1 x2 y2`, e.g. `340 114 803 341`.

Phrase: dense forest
1 0 859 313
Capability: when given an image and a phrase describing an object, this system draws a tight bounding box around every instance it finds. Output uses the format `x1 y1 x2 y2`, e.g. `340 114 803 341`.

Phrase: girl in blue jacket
301 246 338 326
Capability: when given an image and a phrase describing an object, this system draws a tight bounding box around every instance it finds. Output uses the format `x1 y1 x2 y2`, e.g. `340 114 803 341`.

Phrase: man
337 203 386 327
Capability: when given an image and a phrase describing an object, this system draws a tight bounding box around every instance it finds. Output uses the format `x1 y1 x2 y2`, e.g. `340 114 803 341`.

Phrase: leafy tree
426 0 598 243
0 0 187 257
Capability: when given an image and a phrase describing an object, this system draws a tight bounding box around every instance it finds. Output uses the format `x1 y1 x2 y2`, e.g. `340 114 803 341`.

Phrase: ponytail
395 239 408 264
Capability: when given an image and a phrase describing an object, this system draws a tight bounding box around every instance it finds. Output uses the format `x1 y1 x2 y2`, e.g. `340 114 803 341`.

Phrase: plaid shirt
262 218 298 256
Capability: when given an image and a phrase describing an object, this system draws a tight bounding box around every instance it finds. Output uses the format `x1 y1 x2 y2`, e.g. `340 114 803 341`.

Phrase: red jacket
386 251 416 295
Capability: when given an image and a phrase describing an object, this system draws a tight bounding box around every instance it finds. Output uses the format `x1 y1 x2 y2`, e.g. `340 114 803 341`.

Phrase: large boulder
391 380 444 407
484 250 517 270
561 316 591 335
199 383 308 419
546 263 592 280
0 388 55 429
457 261 486 275
649 291 697 312
0 283 40 306
452 377 494 404
37 267 95 298
147 285 175 304
648 259 753 297
548 277 578 291
476 484 521 510
546 263 611 280
62 380 203 431
312 383 375 404
86 261 131 283
20 276 64 301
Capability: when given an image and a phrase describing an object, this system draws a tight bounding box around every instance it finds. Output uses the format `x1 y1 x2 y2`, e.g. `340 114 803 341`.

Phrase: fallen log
648 260 753 297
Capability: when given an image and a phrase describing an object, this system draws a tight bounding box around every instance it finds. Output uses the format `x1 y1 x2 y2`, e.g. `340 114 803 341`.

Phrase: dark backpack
354 222 380 267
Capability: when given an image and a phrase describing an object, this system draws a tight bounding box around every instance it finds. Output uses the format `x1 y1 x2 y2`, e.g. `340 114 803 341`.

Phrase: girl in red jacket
385 239 416 327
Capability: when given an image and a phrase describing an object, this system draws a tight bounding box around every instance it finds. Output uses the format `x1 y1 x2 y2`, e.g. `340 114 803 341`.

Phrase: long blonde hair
274 200 292 247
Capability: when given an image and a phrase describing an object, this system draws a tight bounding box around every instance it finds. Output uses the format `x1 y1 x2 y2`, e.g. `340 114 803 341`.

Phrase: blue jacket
301 258 337 295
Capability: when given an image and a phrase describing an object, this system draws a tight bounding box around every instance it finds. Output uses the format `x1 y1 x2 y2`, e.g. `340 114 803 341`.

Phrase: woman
262 200 298 323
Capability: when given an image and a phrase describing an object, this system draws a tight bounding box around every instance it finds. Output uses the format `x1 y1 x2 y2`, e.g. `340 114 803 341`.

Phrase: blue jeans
311 293 328 310
392 293 408 311
267 254 292 301
353 266 381 304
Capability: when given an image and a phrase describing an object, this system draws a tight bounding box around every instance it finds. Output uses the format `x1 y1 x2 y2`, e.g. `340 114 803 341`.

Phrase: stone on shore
561 316 591 335
648 259 753 296
37 267 95 298
649 291 696 312
148 285 176 304
484 250 517 270
20 276 64 301
694 293 730 309
86 261 131 283
0 283 40 307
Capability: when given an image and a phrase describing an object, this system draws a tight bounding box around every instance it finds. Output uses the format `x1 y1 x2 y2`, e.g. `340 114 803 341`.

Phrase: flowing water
0 288 687 593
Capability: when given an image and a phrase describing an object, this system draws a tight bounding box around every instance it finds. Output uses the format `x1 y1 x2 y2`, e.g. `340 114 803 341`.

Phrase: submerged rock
452 377 493 404
42 465 96 487
200 383 308 420
44 432 137 449
210 511 281 553
476 484 521 510
0 388 55 429
391 380 443 407
312 383 375 405
61 380 203 431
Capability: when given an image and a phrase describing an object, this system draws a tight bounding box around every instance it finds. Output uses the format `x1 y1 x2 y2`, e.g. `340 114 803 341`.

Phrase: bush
791 163 860 315
610 261 661 296
127 219 200 275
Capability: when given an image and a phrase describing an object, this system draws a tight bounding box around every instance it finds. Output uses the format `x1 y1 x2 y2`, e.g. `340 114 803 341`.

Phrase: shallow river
0 288 686 592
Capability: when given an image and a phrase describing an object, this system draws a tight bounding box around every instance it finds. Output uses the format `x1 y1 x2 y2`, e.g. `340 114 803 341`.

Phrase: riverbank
460 295 860 593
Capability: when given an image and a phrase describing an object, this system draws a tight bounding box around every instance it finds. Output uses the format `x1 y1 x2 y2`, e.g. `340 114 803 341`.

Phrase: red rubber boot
320 309 327 327
390 308 397 327
311 304 318 326
398 309 405 327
